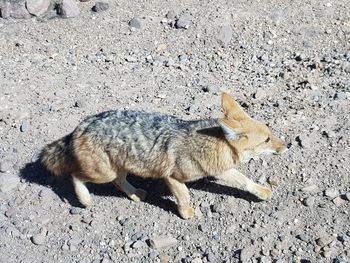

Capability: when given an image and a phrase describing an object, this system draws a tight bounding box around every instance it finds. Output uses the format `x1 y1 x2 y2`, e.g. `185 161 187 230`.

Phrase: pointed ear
218 118 242 140
221 92 250 121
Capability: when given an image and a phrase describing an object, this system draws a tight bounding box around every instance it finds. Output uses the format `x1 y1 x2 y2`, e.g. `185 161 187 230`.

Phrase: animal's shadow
20 160 262 217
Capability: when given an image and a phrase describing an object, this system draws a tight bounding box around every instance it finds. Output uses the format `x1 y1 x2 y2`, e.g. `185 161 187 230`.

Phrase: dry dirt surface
1 0 350 262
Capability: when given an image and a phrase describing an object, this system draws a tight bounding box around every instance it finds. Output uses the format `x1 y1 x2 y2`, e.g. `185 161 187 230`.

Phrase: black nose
287 143 292 149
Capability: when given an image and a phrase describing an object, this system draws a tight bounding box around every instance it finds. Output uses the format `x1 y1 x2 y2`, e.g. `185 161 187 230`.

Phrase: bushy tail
40 133 75 176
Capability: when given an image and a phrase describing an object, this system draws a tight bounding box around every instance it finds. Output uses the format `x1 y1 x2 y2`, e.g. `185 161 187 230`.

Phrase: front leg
217 169 272 200
164 176 195 219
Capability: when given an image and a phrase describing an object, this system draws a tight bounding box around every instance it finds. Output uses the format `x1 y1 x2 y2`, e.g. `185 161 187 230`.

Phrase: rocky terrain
0 0 350 262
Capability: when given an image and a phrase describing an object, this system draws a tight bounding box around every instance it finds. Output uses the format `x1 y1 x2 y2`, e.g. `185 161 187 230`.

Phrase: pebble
316 236 331 247
175 13 192 29
333 196 346 207
148 236 177 249
240 246 256 262
254 89 267 100
20 121 30 132
0 161 11 173
9 2 31 19
303 197 315 207
69 207 82 215
0 174 20 193
296 134 312 148
324 188 339 198
57 0 80 18
132 240 145 249
179 54 188 62
216 24 233 47
301 184 319 193
192 258 203 263
0 2 11 18
206 252 216 262
25 0 50 16
345 193 350 201
334 92 347 100
92 2 109 12
124 56 137 62
31 233 46 245
267 176 278 186
129 17 143 29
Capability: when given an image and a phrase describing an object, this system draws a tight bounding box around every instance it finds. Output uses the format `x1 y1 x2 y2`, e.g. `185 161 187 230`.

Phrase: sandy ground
0 0 350 262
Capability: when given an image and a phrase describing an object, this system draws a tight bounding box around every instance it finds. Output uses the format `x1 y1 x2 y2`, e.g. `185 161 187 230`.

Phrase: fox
40 92 287 219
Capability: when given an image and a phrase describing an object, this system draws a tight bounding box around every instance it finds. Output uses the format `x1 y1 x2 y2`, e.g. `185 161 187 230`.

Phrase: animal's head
219 92 288 163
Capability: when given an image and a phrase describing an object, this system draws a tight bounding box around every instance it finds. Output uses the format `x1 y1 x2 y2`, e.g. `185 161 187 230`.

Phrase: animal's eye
265 137 270 143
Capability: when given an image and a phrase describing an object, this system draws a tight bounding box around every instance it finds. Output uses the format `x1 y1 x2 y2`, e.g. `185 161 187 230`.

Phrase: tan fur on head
219 93 287 163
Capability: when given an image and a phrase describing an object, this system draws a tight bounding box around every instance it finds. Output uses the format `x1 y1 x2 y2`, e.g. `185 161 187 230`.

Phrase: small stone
124 56 137 62
206 252 216 262
132 240 145 249
334 257 347 263
10 2 31 19
296 234 309 242
166 9 178 20
254 89 267 100
296 134 312 148
69 207 82 215
31 234 46 245
198 224 208 232
175 13 192 29
92 1 109 12
149 250 159 259
57 0 80 18
303 197 315 207
345 193 350 201
240 246 256 262
324 188 339 198
0 161 11 173
333 196 346 207
74 100 85 108
25 0 50 16
192 258 203 263
301 184 319 193
0 2 11 18
179 54 188 62
334 92 347 100
316 236 331 247
148 236 177 249
129 17 143 29
0 174 20 193
20 121 30 132
267 176 278 186
216 24 233 47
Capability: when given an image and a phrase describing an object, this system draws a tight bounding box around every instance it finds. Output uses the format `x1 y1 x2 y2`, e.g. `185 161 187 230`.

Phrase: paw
179 207 195 219
78 196 92 207
130 189 147 202
257 187 273 200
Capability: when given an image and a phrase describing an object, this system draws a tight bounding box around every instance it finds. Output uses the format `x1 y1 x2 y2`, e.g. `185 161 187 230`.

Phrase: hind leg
112 172 147 202
72 176 92 207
